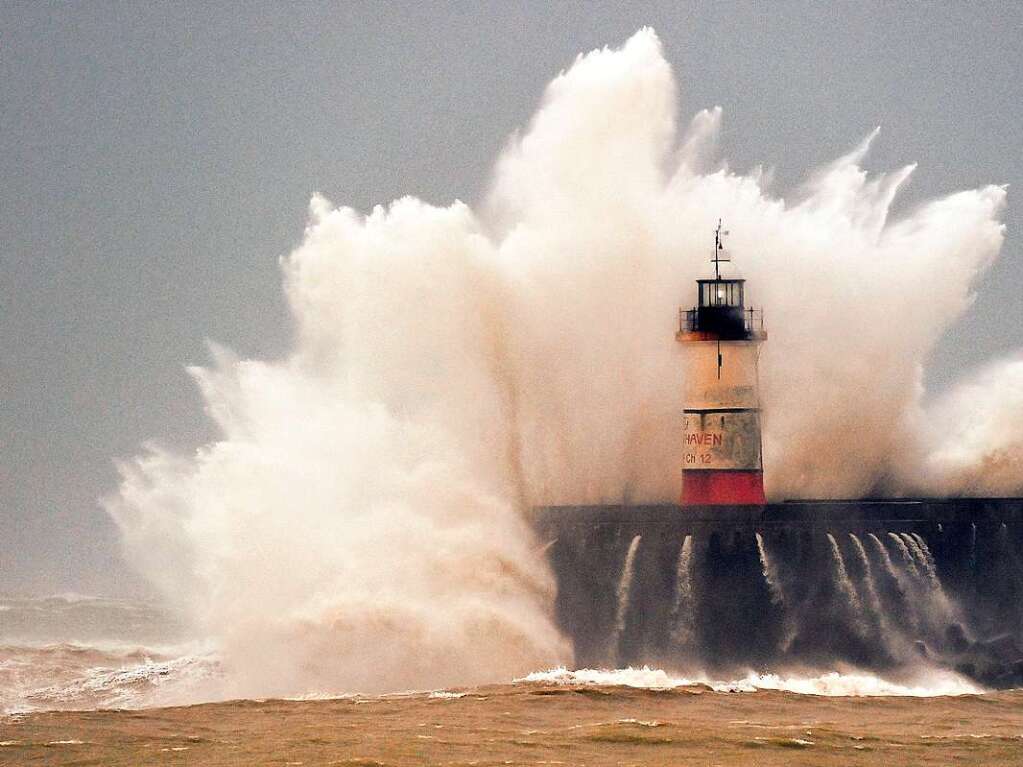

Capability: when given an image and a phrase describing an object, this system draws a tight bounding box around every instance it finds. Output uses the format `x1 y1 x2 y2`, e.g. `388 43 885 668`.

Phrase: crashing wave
0 643 221 713
518 666 983 697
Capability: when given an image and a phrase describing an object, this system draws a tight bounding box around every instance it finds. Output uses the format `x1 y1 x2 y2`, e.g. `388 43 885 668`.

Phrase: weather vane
712 218 730 279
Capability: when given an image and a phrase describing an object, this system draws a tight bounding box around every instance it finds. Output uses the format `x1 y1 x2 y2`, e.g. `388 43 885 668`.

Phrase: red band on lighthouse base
681 470 766 506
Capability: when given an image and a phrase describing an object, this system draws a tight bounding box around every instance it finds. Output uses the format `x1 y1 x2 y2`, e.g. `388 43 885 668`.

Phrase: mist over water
104 29 1016 700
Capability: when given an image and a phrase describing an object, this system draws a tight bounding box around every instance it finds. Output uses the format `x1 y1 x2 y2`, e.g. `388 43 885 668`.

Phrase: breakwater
533 499 1023 688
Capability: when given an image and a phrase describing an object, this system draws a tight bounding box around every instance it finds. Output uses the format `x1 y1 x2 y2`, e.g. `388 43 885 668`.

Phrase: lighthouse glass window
701 280 743 307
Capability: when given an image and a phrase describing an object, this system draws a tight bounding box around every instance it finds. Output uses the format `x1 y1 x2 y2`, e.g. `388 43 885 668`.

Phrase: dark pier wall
532 499 1023 689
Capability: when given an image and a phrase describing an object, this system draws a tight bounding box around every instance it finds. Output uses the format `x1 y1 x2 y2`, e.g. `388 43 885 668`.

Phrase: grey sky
2 1 1021 595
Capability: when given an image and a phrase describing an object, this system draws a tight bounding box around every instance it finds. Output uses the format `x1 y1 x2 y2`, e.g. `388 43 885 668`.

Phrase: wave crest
519 666 983 697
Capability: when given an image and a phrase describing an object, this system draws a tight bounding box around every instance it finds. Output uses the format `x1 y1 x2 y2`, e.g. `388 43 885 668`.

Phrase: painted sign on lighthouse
677 221 766 507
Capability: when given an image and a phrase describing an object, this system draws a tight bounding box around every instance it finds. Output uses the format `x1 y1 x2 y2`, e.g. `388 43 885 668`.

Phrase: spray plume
107 29 1013 698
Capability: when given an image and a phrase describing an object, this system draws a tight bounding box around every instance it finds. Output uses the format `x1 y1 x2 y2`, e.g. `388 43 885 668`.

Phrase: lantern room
680 278 762 342
695 278 747 339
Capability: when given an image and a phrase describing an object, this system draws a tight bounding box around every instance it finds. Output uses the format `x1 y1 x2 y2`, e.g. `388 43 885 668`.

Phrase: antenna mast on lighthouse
712 218 730 279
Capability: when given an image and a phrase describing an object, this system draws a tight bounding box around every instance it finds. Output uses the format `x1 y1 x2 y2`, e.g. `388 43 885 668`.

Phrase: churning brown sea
4 679 1023 766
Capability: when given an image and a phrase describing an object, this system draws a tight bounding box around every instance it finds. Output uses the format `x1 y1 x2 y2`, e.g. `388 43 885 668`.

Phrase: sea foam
519 666 983 697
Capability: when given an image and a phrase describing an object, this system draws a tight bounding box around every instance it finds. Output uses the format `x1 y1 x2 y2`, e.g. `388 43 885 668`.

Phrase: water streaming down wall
670 535 697 650
848 533 890 640
612 535 643 664
539 509 1023 688
827 532 865 631
754 532 783 607
889 532 921 578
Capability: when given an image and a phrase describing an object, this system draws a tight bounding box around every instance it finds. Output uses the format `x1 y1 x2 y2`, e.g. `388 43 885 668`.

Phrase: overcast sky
2 1 1021 595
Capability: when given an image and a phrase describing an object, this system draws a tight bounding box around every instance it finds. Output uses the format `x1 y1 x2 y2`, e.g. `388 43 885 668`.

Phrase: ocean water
3 672 1022 766
0 594 219 713
0 592 995 715
2 594 1021 765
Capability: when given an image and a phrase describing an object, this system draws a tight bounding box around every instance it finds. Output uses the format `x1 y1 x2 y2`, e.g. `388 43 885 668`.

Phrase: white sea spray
104 28 1012 701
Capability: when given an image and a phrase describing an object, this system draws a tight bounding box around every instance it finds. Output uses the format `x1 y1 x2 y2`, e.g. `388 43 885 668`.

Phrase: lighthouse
677 221 766 508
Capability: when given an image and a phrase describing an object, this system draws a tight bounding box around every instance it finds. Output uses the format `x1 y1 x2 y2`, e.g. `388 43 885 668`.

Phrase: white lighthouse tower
676 221 766 509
